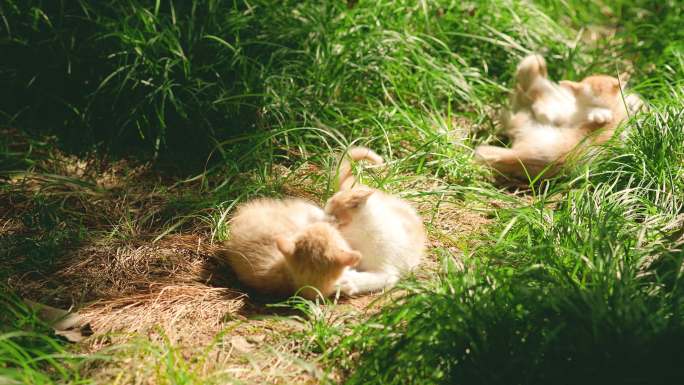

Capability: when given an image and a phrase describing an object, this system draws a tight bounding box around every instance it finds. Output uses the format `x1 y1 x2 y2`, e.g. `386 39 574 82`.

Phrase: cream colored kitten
475 54 641 180
218 198 361 299
511 54 623 130
325 147 426 296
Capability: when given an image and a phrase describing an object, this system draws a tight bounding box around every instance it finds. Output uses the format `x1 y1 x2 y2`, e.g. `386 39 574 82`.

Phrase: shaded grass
1 0 599 170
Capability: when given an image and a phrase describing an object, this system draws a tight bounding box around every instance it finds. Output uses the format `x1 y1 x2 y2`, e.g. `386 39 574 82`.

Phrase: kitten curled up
218 198 361 299
476 54 643 180
325 147 426 296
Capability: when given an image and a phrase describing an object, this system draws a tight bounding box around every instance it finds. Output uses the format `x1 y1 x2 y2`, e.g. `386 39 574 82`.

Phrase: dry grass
3 138 490 384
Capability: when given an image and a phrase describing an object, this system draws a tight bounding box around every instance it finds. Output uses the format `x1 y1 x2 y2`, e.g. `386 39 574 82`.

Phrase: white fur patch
532 83 576 125
587 108 613 124
334 193 423 295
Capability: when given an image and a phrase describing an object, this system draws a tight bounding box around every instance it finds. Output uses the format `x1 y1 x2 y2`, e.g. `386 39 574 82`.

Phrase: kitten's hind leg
336 269 400 296
515 54 548 92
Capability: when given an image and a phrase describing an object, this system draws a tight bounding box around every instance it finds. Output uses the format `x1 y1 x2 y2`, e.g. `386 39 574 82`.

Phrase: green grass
0 291 92 384
330 118 684 383
1 0 684 384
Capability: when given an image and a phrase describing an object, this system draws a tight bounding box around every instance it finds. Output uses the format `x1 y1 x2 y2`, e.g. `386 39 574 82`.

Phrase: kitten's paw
587 108 613 125
335 275 359 296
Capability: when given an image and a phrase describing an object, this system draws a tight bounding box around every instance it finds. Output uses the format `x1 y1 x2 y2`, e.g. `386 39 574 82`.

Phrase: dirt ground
3 136 491 384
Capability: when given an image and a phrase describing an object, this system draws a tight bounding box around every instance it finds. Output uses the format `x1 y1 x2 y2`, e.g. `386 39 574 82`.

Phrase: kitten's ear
559 80 582 93
339 250 362 267
275 236 296 258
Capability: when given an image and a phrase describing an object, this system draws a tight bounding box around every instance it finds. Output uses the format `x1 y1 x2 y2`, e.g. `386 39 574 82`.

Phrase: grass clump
1 0 264 162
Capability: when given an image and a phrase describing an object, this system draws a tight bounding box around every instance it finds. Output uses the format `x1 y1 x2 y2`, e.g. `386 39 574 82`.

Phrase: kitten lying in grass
219 198 361 299
325 147 426 296
476 54 642 180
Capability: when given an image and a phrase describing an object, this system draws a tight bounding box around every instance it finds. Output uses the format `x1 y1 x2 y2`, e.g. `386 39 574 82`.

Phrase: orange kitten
218 198 361 299
475 54 641 180
325 147 426 296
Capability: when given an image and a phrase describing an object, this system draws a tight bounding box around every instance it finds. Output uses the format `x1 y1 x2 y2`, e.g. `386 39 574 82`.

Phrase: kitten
511 54 623 130
218 198 361 299
325 147 426 296
475 54 641 180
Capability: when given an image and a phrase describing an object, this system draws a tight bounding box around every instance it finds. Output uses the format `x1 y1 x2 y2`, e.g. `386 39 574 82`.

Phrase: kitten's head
560 75 625 107
276 222 361 298
324 188 375 226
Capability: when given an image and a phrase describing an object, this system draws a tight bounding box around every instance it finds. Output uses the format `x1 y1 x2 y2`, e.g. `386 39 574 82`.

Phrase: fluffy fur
218 198 361 299
475 54 642 180
325 147 426 296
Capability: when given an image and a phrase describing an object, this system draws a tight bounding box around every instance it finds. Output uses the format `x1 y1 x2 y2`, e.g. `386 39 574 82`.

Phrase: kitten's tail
338 146 384 190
